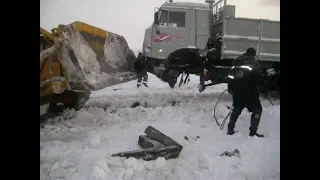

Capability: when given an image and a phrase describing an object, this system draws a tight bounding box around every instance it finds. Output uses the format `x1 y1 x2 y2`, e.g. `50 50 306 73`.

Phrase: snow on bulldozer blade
59 21 138 91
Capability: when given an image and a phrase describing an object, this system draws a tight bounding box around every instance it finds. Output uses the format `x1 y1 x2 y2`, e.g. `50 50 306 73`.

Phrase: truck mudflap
57 21 138 91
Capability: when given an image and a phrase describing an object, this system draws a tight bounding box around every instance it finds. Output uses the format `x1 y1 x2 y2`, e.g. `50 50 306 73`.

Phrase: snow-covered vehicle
142 0 280 92
40 22 137 115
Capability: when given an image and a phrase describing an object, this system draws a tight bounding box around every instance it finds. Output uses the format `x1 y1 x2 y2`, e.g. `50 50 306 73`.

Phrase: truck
142 0 280 93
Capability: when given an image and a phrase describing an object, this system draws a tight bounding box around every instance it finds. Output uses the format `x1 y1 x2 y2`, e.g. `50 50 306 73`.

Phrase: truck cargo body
212 5 280 64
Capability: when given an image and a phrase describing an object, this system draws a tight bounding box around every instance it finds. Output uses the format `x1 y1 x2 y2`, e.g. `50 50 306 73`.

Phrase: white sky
40 0 280 50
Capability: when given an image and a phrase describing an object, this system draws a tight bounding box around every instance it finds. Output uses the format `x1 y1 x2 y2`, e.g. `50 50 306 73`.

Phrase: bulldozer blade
58 21 138 91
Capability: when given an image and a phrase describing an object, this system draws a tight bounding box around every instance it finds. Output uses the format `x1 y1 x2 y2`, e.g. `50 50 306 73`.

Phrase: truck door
151 9 195 59
195 10 210 50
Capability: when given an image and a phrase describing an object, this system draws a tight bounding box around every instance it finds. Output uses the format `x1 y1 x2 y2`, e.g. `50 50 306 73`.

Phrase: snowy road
40 74 280 180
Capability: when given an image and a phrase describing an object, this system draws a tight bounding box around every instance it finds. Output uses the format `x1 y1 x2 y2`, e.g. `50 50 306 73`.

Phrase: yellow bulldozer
40 21 137 117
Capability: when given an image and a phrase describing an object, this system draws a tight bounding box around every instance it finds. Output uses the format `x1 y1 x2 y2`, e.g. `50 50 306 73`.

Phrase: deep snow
40 73 280 180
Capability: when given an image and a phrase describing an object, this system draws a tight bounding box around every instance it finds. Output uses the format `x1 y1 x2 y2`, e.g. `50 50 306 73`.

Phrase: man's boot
137 83 141 88
249 132 264 137
249 108 264 138
227 128 237 135
143 82 148 87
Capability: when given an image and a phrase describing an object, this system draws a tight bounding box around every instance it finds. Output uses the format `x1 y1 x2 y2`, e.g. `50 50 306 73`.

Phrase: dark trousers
137 73 148 85
228 92 262 133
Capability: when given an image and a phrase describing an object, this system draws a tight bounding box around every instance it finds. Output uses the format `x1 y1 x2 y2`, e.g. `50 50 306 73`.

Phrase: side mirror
154 12 159 25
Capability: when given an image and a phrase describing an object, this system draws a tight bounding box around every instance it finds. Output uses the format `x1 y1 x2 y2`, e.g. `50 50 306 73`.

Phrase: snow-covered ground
40 73 280 180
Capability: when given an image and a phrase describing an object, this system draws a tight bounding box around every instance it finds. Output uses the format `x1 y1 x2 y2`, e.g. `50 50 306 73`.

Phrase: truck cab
144 2 211 61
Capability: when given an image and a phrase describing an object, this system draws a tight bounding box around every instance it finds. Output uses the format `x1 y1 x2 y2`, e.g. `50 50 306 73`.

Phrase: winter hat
246 48 256 56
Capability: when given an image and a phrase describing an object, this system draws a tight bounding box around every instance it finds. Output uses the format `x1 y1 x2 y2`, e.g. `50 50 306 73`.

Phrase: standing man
134 52 149 88
227 48 265 137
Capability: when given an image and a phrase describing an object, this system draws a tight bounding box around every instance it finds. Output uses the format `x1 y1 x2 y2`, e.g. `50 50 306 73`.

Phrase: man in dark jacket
134 52 149 88
227 48 265 137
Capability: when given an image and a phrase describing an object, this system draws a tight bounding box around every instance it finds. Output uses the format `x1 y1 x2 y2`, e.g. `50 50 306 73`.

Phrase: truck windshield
159 10 185 28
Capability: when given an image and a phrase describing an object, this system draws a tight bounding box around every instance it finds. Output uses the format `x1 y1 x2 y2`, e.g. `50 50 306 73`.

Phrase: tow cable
213 90 274 130
213 90 233 130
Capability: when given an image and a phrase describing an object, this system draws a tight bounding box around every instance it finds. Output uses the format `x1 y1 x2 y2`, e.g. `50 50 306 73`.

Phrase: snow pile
42 156 168 180
40 73 280 180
